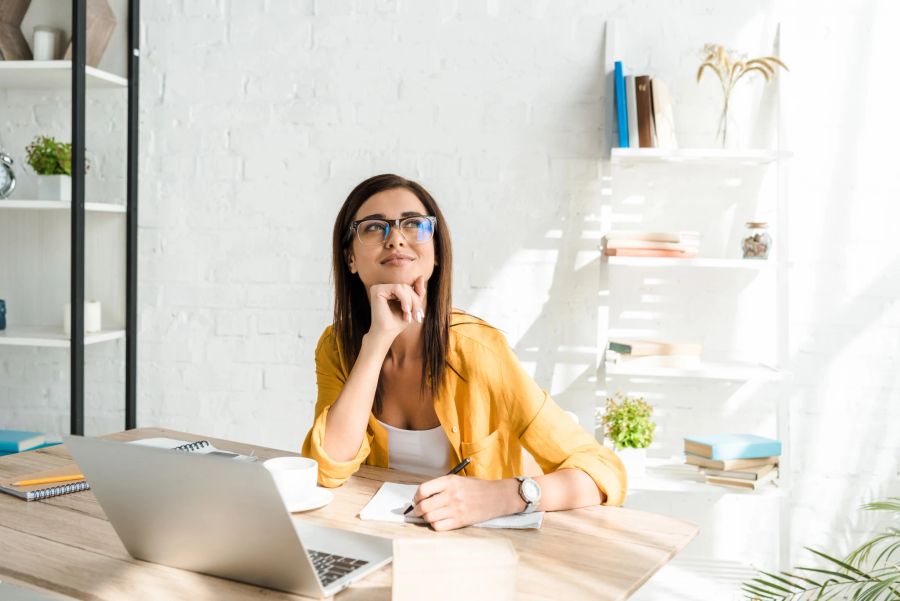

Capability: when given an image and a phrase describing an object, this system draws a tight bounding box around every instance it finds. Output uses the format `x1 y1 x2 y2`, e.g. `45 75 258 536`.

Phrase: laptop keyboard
307 549 369 588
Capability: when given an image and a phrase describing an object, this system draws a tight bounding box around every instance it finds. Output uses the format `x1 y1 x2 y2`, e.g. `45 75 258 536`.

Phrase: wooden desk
0 428 697 600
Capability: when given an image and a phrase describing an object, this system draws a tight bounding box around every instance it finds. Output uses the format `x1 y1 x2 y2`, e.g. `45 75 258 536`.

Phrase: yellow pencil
13 474 85 487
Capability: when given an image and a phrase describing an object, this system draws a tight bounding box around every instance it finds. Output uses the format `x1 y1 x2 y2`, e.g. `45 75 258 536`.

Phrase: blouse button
451 425 458 433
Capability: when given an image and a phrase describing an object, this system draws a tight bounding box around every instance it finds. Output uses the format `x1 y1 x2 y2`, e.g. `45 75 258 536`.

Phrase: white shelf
610 148 790 166
606 256 773 269
628 458 786 497
0 61 127 89
0 200 126 213
0 326 125 348
605 359 783 381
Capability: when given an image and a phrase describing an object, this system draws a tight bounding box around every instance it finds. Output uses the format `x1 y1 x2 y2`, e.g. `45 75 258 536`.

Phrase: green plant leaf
797 566 857 582
806 547 875 581
862 498 900 513
741 582 781 599
759 570 808 592
749 576 794 595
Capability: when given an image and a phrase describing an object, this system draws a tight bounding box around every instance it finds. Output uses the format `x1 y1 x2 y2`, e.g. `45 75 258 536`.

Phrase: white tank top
375 417 451 477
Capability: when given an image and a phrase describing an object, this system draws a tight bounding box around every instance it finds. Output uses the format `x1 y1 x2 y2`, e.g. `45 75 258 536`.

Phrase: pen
14 474 85 487
403 457 470 515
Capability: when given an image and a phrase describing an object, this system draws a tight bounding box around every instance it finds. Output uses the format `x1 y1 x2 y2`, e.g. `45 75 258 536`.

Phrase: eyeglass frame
345 215 438 246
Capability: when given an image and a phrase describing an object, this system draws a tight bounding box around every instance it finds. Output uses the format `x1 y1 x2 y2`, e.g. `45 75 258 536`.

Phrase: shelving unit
0 326 126 348
0 0 139 435
629 458 788 497
0 200 126 213
600 20 790 574
610 147 790 166
606 256 774 270
0 60 128 89
605 359 782 381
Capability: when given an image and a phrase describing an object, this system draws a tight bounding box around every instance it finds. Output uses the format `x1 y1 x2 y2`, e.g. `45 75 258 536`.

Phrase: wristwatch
515 476 541 514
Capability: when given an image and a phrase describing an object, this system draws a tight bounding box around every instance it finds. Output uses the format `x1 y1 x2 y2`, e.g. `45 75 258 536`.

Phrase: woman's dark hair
331 174 453 413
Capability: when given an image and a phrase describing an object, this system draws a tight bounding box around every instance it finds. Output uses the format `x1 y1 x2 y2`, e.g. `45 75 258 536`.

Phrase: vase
37 174 71 201
616 447 647 479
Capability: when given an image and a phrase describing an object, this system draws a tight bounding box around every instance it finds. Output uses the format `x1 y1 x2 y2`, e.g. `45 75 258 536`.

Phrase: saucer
284 487 334 513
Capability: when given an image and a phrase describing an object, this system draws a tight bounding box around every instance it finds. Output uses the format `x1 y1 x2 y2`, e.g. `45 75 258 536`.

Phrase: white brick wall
1 0 898 594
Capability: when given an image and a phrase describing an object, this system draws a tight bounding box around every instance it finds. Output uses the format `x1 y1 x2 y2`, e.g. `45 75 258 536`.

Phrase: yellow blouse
301 311 627 506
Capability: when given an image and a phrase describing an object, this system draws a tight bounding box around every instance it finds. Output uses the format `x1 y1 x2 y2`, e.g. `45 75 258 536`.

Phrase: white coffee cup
264 457 318 505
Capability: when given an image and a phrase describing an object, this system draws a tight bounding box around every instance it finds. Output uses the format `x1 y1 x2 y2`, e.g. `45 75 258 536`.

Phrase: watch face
522 479 540 502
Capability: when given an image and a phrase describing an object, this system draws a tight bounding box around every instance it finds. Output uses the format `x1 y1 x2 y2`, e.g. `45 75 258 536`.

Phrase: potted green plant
602 392 656 478
25 135 74 201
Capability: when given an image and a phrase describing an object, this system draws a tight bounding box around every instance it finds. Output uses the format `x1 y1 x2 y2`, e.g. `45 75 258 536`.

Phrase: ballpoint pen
403 457 471 516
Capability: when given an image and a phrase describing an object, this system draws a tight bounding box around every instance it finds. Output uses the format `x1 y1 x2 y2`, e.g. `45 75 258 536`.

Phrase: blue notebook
684 434 781 460
0 430 45 453
614 61 629 148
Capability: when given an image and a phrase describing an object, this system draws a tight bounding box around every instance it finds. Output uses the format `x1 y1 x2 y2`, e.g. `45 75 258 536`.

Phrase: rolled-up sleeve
496 336 627 506
301 327 371 488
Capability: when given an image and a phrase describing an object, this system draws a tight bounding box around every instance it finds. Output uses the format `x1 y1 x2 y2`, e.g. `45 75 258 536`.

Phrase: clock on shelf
0 152 16 199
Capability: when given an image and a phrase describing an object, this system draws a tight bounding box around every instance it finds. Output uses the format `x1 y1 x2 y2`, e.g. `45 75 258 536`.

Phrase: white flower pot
616 447 647 479
37 174 71 201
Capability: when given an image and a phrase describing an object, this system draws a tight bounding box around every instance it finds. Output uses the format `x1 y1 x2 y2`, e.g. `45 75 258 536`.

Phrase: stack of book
0 430 59 457
607 339 703 369
684 434 781 490
613 60 678 149
604 231 700 259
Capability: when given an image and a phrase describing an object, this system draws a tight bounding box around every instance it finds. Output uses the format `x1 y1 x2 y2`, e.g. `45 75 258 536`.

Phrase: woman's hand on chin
410 474 522 531
367 275 427 341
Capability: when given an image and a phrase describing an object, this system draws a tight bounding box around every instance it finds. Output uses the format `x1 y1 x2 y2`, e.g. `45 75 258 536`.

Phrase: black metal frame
69 0 138 434
71 0 85 435
125 0 140 430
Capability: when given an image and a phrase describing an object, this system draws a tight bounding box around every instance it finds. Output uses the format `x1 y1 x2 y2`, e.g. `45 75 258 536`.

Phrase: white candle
32 26 59 61
64 301 103 336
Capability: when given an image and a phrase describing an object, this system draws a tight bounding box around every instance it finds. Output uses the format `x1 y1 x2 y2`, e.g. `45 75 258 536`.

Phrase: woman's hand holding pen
367 275 427 342
408 474 525 532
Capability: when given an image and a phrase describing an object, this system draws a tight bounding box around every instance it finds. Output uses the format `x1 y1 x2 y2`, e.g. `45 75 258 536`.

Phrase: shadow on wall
787 0 900 564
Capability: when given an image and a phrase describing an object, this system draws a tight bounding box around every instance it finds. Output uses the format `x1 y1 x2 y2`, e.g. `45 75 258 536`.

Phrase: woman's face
347 187 436 291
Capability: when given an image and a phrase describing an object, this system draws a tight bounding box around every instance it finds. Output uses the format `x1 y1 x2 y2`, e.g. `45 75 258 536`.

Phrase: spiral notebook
0 464 92 501
0 438 252 502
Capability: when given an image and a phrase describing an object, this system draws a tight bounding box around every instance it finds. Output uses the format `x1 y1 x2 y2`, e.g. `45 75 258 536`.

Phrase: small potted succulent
602 392 656 478
25 135 85 201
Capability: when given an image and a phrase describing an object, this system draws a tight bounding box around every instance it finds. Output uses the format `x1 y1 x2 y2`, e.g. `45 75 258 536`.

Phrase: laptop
64 435 392 598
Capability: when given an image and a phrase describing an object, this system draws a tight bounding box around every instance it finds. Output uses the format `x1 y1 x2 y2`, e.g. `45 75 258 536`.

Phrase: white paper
359 482 543 529
129 438 256 462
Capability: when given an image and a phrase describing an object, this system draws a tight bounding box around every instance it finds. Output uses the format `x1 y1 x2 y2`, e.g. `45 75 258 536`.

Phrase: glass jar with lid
742 222 772 259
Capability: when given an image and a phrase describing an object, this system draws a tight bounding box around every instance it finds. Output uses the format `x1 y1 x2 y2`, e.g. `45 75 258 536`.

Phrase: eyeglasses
348 215 437 246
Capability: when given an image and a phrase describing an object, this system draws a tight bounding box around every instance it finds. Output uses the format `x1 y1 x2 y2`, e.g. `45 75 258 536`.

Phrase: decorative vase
716 97 730 148
37 174 71 201
616 447 647 479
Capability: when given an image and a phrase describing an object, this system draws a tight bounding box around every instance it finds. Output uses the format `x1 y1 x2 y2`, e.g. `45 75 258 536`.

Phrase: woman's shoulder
316 324 336 346
449 310 510 355
315 324 342 360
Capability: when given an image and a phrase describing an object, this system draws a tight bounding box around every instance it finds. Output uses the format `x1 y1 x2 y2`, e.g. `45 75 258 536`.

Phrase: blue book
24 441 62 452
0 430 45 453
614 61 629 148
684 434 781 461
0 442 61 457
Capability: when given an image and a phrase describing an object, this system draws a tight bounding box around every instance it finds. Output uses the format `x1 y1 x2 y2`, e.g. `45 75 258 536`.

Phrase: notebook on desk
360 482 544 529
0 464 91 501
0 437 255 501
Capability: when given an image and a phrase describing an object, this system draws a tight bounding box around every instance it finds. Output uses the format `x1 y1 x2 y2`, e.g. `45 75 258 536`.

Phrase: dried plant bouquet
696 44 788 147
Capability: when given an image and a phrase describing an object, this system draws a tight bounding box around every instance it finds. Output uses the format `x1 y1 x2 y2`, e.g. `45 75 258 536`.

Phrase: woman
302 174 626 531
